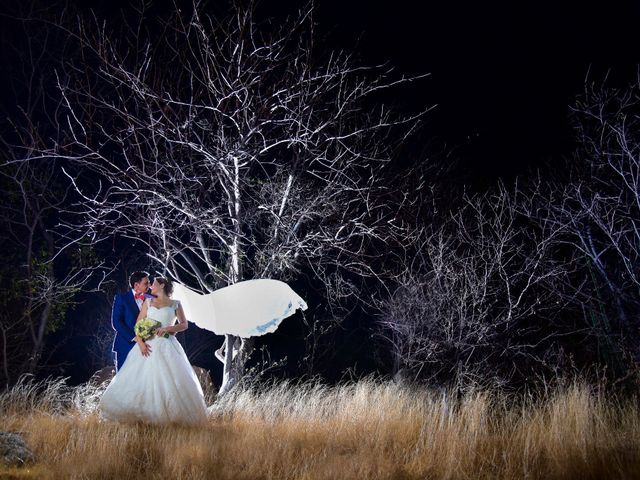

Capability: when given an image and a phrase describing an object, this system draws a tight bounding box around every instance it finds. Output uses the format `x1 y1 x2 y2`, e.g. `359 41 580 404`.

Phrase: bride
98 276 208 425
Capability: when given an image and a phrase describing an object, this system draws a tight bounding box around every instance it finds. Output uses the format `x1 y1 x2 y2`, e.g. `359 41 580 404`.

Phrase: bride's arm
133 300 150 344
136 300 148 324
157 301 188 335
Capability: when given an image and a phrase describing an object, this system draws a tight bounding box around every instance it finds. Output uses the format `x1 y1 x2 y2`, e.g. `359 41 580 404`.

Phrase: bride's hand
138 341 152 357
156 327 170 337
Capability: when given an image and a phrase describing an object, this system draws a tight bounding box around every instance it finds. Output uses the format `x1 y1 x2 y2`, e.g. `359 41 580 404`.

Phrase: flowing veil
171 279 308 338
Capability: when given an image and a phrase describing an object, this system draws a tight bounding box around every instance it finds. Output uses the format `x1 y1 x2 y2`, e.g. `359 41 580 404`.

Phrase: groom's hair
129 271 149 289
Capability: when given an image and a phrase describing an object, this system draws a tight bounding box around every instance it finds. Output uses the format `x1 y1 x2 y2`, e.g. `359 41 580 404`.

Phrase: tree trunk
27 302 51 373
1 325 9 385
217 155 254 397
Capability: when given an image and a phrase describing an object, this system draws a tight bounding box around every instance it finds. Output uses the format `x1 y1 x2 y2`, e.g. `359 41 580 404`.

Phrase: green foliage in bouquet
134 318 169 341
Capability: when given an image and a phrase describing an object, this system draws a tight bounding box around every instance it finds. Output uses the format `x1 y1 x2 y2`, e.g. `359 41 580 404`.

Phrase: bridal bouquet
135 318 170 340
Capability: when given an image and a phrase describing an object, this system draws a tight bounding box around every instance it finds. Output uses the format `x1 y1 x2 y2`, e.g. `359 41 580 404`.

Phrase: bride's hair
155 277 173 296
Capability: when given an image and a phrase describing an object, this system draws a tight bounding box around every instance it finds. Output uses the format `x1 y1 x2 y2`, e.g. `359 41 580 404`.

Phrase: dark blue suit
111 291 151 371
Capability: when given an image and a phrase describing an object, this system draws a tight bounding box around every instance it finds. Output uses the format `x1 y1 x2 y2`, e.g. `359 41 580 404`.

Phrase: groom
111 271 153 371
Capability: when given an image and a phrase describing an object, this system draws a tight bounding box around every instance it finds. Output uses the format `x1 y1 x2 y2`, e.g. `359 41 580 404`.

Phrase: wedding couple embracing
98 271 308 426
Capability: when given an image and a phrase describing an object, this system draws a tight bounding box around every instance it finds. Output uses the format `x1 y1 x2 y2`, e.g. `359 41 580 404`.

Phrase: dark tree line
379 79 640 391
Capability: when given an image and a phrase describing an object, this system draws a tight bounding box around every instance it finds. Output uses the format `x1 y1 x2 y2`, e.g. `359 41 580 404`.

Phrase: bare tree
539 77 640 373
378 183 574 389
377 74 640 389
0 156 107 385
20 1 429 394
0 3 108 386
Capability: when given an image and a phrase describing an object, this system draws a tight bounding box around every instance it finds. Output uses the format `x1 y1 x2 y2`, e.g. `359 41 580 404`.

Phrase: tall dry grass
1 375 639 479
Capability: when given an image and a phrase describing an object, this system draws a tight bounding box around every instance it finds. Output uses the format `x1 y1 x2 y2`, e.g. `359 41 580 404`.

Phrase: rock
392 368 413 386
192 366 217 403
0 432 34 467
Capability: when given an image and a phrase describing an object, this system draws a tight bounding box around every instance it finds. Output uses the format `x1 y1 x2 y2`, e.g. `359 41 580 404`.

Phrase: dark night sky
3 0 640 181
301 0 640 184
2 0 640 383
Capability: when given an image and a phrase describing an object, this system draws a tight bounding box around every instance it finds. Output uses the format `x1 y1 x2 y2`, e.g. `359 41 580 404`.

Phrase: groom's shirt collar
132 289 144 308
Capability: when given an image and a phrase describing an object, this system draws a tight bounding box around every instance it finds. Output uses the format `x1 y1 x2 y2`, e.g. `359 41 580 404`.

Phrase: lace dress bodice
146 300 179 327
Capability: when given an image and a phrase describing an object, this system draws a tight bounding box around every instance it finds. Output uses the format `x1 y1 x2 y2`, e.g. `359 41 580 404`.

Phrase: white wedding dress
98 299 208 425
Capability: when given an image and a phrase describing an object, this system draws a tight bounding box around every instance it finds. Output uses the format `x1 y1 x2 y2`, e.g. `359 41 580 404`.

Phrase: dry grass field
1 376 639 479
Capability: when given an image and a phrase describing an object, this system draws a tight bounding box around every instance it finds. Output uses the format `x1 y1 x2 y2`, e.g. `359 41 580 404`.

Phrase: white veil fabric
171 279 308 338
